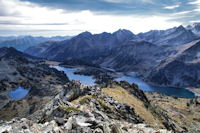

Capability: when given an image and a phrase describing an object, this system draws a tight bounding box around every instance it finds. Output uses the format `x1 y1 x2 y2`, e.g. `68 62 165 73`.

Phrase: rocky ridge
0 80 172 133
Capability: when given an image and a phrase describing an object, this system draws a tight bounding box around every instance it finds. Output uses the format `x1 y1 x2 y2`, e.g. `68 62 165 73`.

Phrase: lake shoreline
186 87 200 97
51 65 96 85
116 72 195 98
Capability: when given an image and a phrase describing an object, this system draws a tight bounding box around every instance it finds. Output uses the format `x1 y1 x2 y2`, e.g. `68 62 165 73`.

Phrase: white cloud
0 0 181 36
188 0 200 12
172 11 193 15
188 0 200 4
190 20 200 23
164 4 179 9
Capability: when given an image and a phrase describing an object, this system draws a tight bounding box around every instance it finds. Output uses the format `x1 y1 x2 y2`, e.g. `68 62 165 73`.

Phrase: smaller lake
9 87 29 100
51 66 95 85
116 72 195 98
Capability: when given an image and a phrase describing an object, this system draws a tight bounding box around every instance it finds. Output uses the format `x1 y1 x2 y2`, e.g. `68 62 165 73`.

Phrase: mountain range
0 36 72 51
24 23 200 88
138 25 197 46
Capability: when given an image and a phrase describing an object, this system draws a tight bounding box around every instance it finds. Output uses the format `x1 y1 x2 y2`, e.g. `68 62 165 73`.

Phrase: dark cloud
19 0 196 15
18 0 200 24
1 0 199 23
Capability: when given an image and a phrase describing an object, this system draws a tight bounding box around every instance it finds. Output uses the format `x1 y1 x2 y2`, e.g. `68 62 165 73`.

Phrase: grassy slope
102 86 164 129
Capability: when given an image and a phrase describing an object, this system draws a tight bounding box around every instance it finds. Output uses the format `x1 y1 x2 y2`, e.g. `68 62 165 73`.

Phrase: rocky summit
0 80 173 133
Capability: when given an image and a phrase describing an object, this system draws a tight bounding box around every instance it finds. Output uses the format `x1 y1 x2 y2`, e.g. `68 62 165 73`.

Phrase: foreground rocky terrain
0 81 172 133
1 80 200 132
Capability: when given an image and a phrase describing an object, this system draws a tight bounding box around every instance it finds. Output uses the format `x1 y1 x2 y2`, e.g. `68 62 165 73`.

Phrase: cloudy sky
0 0 200 36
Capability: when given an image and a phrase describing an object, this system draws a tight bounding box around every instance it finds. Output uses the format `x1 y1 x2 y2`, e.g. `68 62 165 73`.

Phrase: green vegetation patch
79 97 90 105
98 100 111 111
149 105 165 122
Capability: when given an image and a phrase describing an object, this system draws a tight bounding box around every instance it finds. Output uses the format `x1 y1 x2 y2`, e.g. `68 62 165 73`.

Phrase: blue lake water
52 66 95 85
116 72 195 98
9 87 29 100
52 66 194 98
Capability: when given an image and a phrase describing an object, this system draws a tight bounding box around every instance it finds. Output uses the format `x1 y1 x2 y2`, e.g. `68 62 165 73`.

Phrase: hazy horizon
0 24 196 38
